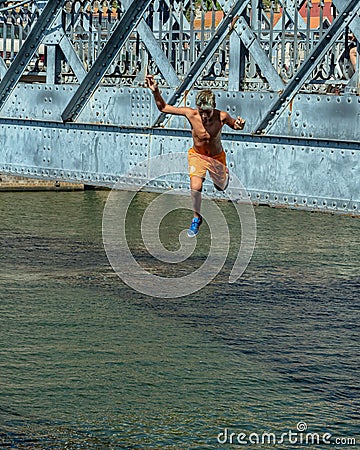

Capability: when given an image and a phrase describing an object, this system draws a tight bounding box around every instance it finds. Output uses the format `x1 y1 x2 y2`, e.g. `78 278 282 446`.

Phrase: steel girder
0 0 67 110
152 0 250 126
0 0 357 131
273 0 307 31
149 0 360 133
0 1 359 218
0 57 6 79
42 11 87 84
334 0 360 42
334 0 360 91
254 0 360 133
61 0 153 122
1 113 359 216
217 0 285 92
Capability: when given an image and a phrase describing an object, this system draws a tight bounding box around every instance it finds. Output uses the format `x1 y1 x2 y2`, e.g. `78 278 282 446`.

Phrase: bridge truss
0 0 359 215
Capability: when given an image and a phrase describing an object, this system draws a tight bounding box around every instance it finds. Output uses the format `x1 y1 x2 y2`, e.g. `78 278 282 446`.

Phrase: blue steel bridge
0 0 359 215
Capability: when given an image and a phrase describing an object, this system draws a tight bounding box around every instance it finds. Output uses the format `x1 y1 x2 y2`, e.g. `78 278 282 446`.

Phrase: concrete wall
0 173 83 191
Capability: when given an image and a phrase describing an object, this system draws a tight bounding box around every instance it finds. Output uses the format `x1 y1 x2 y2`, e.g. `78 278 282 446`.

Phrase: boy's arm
349 46 357 69
222 111 246 130
145 75 191 116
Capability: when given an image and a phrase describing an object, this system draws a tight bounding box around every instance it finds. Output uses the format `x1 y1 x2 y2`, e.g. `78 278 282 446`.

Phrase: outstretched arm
222 111 246 130
145 74 191 116
349 46 357 70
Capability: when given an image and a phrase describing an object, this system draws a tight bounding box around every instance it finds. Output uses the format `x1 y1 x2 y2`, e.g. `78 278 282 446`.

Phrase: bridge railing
0 1 45 70
0 0 358 93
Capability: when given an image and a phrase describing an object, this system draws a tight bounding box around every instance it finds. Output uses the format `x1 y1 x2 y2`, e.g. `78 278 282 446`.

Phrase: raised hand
234 116 246 130
145 74 158 92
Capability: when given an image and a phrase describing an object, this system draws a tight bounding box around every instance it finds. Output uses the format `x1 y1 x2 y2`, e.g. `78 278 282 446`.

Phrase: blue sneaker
187 216 202 237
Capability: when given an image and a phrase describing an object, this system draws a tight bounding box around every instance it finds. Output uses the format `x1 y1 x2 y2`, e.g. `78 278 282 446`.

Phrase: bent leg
213 167 229 191
209 152 228 191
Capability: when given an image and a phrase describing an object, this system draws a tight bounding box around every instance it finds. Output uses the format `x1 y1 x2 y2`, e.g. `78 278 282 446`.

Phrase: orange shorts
188 147 227 188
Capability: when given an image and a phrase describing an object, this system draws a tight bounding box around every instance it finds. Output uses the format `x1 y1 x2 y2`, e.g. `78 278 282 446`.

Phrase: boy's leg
188 176 204 237
209 152 228 191
190 175 203 218
188 148 207 217
213 167 229 191
188 149 207 236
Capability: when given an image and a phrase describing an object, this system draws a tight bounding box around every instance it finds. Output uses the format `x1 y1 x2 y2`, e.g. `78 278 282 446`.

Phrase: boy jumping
145 74 245 237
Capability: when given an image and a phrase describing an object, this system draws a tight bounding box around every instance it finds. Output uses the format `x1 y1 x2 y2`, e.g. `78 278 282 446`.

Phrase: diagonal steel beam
58 34 87 83
136 20 180 87
0 57 7 80
0 0 66 111
217 0 284 91
43 11 87 84
61 0 152 123
153 0 250 126
66 0 181 87
122 0 180 88
253 0 360 134
233 16 285 91
273 0 307 31
333 0 360 42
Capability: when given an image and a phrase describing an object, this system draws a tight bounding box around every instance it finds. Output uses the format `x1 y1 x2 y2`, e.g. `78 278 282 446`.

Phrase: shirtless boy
145 74 245 237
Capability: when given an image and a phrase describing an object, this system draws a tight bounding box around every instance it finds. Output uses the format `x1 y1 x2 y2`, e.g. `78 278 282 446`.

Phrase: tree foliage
194 0 221 11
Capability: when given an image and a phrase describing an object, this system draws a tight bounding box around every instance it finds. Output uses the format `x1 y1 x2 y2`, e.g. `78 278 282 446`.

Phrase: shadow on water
0 191 359 448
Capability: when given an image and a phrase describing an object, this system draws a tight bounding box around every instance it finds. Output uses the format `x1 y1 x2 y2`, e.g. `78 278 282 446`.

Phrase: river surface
0 190 359 449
